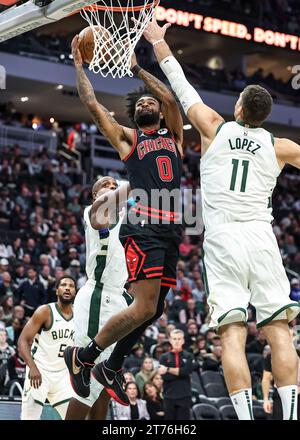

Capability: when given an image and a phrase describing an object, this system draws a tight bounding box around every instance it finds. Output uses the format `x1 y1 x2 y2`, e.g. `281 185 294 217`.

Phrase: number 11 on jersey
230 159 250 193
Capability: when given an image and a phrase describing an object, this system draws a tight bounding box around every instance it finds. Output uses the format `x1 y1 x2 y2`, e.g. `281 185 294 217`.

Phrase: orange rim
83 0 159 13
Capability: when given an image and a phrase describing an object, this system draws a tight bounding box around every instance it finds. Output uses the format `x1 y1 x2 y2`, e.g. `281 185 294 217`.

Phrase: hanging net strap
80 0 159 78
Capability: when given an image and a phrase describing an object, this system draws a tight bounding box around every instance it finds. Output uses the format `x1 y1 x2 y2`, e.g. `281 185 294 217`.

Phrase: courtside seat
219 404 238 420
192 403 221 420
204 382 228 398
201 370 224 386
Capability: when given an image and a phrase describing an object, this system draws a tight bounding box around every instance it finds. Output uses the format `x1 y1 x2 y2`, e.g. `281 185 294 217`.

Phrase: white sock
277 385 298 420
230 389 254 420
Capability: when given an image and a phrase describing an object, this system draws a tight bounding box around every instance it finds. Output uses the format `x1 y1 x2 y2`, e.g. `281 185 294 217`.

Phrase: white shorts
203 221 300 330
21 364 74 415
74 279 130 407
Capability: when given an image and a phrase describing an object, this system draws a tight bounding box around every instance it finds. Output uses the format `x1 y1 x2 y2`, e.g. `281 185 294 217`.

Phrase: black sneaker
64 346 94 398
92 361 129 406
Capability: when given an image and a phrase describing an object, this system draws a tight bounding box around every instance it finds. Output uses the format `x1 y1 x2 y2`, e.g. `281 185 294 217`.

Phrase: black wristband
131 64 142 76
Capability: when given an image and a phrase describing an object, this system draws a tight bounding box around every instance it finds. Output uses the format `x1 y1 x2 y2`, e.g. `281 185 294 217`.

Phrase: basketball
78 25 112 65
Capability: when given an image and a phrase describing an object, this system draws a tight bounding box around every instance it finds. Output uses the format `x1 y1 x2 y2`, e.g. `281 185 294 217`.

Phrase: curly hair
126 87 162 127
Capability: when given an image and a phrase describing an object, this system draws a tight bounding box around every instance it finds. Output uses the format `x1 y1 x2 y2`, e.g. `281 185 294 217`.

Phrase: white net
80 0 159 78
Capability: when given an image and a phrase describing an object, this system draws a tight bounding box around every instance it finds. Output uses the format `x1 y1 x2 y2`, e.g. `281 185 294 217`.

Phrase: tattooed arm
142 18 224 155
132 53 183 148
72 36 133 159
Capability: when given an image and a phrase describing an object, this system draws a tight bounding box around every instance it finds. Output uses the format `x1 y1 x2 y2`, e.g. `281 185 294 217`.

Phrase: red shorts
120 225 180 289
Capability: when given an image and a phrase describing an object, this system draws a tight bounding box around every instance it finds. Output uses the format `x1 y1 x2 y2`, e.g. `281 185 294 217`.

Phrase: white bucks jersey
32 303 74 372
83 206 128 290
201 121 281 230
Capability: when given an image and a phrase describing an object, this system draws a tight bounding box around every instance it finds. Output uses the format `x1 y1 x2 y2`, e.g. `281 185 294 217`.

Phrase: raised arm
72 36 133 160
142 17 224 150
90 182 131 230
275 138 300 170
18 305 50 388
131 53 183 147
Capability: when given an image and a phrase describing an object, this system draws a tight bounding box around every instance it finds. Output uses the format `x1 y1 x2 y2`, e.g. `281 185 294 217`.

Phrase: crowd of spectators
1 32 297 105
0 100 299 418
1 1 299 107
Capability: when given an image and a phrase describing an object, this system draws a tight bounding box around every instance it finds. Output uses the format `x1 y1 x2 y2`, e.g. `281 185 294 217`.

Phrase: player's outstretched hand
141 15 171 44
71 35 83 68
29 364 42 389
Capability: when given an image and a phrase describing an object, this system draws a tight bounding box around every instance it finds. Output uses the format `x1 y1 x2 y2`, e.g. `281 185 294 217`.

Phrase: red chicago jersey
123 127 182 212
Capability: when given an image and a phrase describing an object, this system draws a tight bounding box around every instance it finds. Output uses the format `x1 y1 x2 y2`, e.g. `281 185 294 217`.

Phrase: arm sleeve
159 56 203 115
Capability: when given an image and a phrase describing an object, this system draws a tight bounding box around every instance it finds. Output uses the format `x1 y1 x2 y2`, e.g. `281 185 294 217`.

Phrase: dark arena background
0 0 300 425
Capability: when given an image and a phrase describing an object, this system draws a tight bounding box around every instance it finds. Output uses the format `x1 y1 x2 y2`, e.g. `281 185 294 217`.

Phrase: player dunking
142 17 300 420
18 277 76 420
65 176 133 420
64 36 183 406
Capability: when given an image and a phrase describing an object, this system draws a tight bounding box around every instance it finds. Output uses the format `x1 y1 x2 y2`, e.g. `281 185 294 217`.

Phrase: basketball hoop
80 0 159 78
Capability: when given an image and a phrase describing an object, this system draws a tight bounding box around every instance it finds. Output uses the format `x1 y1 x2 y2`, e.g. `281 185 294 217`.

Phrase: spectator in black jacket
143 381 164 420
16 266 47 317
246 329 267 354
158 329 195 420
202 345 223 371
0 272 16 299
123 343 145 372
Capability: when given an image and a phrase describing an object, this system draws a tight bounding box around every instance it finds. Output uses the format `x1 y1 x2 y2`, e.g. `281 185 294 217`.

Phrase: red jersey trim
141 128 157 135
137 203 180 216
162 276 176 282
123 129 138 162
144 266 164 272
132 205 180 221
161 282 176 288
146 272 163 278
